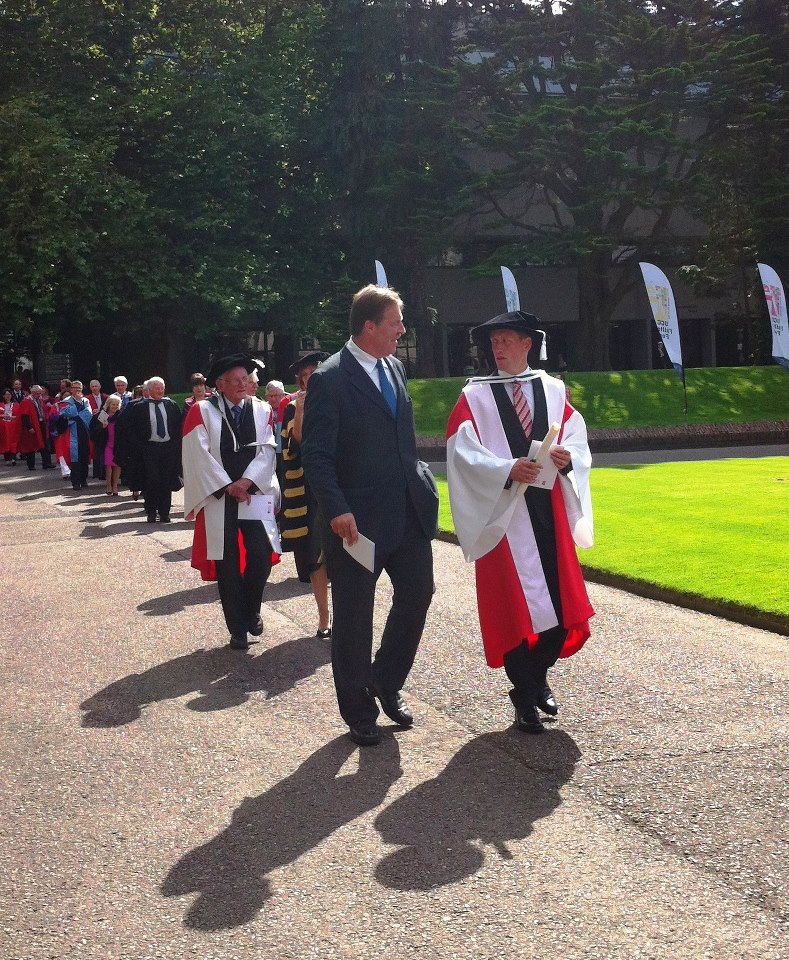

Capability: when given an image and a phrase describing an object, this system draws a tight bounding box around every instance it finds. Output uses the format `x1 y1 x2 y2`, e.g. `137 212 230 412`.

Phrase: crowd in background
0 369 294 500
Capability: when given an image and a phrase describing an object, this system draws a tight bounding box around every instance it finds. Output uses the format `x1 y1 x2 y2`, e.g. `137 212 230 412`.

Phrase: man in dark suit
128 376 182 523
302 284 438 746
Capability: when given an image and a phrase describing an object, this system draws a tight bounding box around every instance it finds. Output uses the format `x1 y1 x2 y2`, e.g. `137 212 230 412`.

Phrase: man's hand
549 445 572 470
509 458 542 485
227 478 252 504
331 512 358 545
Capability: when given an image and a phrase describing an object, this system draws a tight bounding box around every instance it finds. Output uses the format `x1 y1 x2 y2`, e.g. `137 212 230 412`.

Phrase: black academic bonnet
206 354 257 387
470 310 545 350
289 351 330 377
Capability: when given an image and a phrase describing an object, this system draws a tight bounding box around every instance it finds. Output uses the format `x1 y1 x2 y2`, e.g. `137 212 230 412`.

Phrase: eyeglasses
220 376 249 386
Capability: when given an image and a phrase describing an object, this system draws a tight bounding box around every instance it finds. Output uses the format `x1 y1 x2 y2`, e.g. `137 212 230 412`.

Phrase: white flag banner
374 260 388 288
501 266 520 312
639 262 684 381
757 262 789 372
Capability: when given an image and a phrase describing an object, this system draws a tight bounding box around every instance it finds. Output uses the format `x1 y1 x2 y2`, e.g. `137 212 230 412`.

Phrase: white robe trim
182 398 281 560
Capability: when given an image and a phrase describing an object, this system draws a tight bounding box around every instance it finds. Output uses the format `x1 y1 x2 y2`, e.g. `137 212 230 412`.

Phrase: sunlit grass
435 458 789 618
410 366 789 434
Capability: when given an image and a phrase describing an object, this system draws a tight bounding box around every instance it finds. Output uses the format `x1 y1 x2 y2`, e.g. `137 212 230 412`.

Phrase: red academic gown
16 397 45 454
446 384 594 669
0 403 21 455
182 400 280 582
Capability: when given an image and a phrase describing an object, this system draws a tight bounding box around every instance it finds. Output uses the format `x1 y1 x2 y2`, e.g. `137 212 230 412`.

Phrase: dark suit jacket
127 397 182 486
301 347 438 556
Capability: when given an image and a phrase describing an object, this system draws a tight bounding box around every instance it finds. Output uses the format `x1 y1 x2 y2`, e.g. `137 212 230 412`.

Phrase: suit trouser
25 442 52 469
503 625 567 707
327 503 434 727
215 496 273 638
142 441 178 518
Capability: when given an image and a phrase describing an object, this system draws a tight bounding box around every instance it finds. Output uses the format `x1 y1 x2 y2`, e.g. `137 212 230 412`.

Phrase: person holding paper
446 311 594 734
302 285 438 747
182 355 281 651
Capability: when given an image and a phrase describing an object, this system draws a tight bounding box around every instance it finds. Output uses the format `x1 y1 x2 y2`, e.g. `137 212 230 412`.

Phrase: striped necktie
512 381 533 438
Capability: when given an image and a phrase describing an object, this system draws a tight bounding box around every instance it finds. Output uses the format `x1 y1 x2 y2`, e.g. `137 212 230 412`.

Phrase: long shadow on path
374 730 581 890
162 735 403 930
80 638 332 726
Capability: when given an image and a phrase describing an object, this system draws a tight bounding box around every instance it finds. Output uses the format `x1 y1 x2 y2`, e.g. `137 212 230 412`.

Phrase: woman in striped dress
280 352 331 640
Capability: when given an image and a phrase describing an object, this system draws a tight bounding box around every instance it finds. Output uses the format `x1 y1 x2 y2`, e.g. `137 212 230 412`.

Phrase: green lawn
436 458 789 619
409 366 789 434
169 365 788 434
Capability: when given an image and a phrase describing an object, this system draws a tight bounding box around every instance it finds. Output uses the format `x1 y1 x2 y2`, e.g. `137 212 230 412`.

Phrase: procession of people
3 285 594 745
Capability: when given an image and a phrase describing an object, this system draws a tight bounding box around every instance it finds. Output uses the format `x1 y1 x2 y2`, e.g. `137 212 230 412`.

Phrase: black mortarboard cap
206 354 257 387
470 311 547 361
289 351 330 376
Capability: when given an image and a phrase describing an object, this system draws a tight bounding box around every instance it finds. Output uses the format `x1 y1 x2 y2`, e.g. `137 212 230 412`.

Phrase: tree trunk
575 251 613 371
404 244 437 378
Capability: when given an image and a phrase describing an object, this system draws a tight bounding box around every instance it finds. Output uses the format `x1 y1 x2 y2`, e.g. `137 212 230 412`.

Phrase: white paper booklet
525 438 559 490
237 495 276 523
343 532 375 572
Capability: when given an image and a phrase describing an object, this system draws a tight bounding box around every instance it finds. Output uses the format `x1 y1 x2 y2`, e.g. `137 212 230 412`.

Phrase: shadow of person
79 637 332 727
78 503 150 517
373 730 581 891
16 486 78 503
159 548 192 564
79 518 168 538
162 735 403 930
258 576 313 602
137 583 217 616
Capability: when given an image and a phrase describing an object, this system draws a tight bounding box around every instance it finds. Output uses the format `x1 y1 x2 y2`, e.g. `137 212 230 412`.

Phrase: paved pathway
1 467 786 959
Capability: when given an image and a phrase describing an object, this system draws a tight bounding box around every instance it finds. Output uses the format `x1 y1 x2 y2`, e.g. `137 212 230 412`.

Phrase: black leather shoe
514 703 544 734
228 634 249 650
248 616 264 637
509 690 544 734
146 514 157 523
348 722 382 746
158 514 171 523
316 627 332 640
371 683 414 727
537 684 558 716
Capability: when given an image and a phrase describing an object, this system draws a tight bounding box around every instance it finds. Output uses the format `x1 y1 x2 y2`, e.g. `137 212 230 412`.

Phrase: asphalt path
1 466 786 959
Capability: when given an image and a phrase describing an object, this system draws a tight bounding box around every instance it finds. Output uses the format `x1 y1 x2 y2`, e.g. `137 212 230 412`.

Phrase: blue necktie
375 359 397 416
153 400 166 438
231 404 242 428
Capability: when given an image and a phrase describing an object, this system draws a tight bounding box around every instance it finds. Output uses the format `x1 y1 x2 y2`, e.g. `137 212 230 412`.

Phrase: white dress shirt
346 338 396 393
147 399 171 442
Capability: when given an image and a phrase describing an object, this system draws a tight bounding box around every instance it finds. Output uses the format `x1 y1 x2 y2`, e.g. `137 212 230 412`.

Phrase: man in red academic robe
446 311 594 734
182 355 280 650
17 385 52 470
